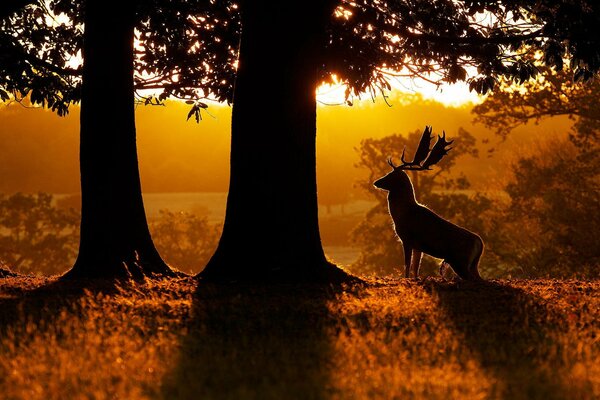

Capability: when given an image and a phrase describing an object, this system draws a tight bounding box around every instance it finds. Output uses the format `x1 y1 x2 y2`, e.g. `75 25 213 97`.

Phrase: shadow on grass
0 276 120 345
423 280 572 400
161 282 341 400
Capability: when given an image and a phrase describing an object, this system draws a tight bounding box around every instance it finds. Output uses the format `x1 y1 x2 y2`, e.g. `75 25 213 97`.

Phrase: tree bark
199 1 351 282
62 0 174 279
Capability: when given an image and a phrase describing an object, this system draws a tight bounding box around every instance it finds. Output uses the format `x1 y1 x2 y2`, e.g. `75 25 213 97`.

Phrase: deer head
374 126 453 192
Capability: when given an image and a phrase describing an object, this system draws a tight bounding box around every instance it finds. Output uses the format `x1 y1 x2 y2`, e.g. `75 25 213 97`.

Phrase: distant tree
0 193 79 275
1 1 238 278
150 210 220 275
200 1 600 282
473 64 600 278
489 140 600 278
473 63 600 145
350 128 497 276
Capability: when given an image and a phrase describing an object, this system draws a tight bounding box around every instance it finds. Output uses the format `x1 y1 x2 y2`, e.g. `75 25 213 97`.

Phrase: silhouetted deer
374 126 484 280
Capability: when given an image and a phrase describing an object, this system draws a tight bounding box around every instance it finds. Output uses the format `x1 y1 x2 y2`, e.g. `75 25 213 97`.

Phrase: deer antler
387 156 397 169
388 126 452 171
412 126 433 165
422 131 453 170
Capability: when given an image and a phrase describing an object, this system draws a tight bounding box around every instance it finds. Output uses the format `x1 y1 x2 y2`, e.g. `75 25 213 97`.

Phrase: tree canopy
325 0 600 98
473 61 600 145
0 0 239 114
3 1 600 113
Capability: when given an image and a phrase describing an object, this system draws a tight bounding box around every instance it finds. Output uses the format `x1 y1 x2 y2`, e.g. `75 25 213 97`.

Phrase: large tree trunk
63 0 174 279
199 1 350 282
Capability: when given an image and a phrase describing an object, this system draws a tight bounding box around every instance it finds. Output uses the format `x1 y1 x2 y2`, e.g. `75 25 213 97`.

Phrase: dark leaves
186 101 208 123
187 104 201 123
468 76 497 94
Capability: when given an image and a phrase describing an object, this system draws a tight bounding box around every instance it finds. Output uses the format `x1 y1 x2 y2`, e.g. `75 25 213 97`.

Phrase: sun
316 76 483 107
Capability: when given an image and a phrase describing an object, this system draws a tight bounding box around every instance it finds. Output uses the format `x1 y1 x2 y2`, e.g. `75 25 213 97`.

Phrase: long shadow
0 276 120 348
161 282 342 400
422 279 573 400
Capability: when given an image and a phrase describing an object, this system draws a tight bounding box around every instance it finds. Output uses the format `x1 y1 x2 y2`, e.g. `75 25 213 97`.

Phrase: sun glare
317 77 483 108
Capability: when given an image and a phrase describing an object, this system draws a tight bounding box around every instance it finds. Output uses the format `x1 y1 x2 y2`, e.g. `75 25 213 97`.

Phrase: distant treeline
2 124 599 282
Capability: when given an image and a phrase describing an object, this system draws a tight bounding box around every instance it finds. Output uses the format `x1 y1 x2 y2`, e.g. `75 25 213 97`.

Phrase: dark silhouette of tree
0 1 38 19
1 1 239 278
4 1 600 281
473 63 600 144
200 1 600 282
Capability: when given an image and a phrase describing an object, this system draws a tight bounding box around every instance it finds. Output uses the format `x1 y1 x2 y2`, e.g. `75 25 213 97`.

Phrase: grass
0 276 598 399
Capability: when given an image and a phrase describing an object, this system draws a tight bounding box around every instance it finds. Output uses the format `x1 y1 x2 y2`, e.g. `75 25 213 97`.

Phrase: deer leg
450 261 470 280
467 237 484 281
403 243 412 279
411 250 422 279
439 261 450 280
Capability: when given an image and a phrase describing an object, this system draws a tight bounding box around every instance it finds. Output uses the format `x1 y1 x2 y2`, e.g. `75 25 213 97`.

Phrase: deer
373 126 484 281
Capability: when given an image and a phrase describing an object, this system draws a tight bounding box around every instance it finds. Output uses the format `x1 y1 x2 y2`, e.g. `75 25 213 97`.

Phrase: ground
0 276 597 400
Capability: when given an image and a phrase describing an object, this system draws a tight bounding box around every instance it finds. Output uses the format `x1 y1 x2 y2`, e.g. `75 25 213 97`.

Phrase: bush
0 193 221 276
149 209 221 274
0 192 79 275
493 139 600 278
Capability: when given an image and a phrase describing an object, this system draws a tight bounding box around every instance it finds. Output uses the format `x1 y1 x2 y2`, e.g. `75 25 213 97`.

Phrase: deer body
374 126 484 280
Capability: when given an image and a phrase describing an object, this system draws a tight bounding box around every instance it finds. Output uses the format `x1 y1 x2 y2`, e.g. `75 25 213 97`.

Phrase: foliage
4 1 600 113
473 64 600 142
0 0 240 113
327 1 600 98
351 127 600 278
350 128 493 276
0 277 598 399
472 60 600 278
149 210 221 275
0 193 220 276
493 140 600 278
0 193 79 275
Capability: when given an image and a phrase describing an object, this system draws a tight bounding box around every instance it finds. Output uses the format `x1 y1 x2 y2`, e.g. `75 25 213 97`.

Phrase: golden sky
0 89 573 203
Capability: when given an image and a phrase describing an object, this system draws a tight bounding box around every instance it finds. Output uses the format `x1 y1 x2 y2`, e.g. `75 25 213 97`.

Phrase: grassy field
0 276 597 400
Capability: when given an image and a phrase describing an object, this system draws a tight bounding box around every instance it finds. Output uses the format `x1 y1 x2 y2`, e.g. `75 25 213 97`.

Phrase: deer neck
388 187 417 210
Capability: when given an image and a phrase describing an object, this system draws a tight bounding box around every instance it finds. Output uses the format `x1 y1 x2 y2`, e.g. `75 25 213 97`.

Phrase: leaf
412 126 433 165
186 105 198 122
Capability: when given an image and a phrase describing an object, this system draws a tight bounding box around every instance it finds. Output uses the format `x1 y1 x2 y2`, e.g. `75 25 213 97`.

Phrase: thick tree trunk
199 1 351 282
63 0 174 279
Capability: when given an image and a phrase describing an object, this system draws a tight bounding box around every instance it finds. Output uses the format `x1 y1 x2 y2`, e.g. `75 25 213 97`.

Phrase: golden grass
0 277 598 400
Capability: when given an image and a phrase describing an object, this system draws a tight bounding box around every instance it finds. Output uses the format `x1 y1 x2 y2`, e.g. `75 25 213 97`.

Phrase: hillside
0 277 597 399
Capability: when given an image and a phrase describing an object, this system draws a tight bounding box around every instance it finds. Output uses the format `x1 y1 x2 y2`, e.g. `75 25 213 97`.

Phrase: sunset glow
1 1 599 398
317 79 483 107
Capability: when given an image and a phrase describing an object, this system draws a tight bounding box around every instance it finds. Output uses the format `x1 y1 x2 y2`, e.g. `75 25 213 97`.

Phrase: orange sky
0 92 574 205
